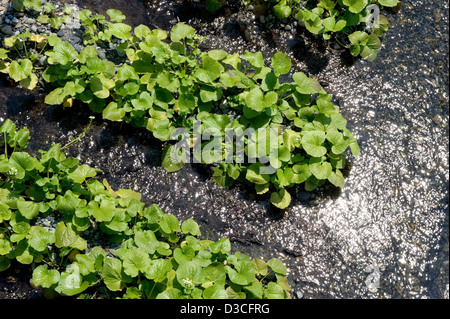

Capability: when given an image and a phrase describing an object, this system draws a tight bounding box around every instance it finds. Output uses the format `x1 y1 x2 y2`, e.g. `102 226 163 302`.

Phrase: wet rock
1 25 13 35
297 192 310 201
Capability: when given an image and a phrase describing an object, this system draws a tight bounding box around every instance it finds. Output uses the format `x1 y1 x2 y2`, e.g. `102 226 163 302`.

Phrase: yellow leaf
29 34 47 44
102 179 118 198
63 97 73 108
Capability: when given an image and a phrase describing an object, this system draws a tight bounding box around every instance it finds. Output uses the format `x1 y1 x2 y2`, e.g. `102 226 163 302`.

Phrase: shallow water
1 0 448 299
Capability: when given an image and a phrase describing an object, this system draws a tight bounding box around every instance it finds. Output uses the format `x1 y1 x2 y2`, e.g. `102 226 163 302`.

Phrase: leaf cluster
0 120 291 299
0 8 360 209
204 0 399 60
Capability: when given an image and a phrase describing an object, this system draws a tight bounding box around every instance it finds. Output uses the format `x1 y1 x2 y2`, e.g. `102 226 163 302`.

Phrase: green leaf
181 218 201 236
102 257 128 291
0 204 11 223
79 46 98 64
348 31 369 45
103 102 125 122
378 0 398 7
9 59 33 82
342 0 369 14
293 72 323 94
134 230 159 254
24 0 43 11
161 144 185 173
301 131 327 157
326 130 349 154
87 199 116 222
199 113 231 132
44 2 56 13
107 9 126 22
122 247 150 277
131 91 153 110
176 261 205 288
0 49 9 60
134 25 151 38
55 271 89 296
203 284 228 299
159 214 181 234
200 86 223 103
246 163 271 185
0 239 12 255
328 169 345 188
28 226 55 252
16 201 40 220
241 51 264 69
170 22 196 42
270 189 292 209
209 237 231 254
44 88 66 105
309 158 332 180
116 64 139 82
344 128 360 156
203 263 226 287
205 0 226 12
55 222 87 250
32 265 60 288
90 74 116 99
223 53 241 70
267 258 287 275
75 254 96 275
273 0 292 19
20 73 38 90
54 222 80 249
195 56 223 83
244 281 263 299
56 190 81 215
52 42 78 65
145 259 172 282
69 164 98 183
245 88 265 112
318 0 336 11
323 17 336 31
252 258 268 276
264 282 285 299
225 261 255 286
271 51 291 76
0 256 11 272
208 49 228 61
108 23 132 40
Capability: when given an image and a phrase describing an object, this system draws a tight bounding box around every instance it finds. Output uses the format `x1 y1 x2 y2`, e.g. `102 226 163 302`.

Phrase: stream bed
0 0 448 299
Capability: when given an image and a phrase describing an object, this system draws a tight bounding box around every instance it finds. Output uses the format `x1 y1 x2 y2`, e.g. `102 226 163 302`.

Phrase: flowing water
0 0 448 299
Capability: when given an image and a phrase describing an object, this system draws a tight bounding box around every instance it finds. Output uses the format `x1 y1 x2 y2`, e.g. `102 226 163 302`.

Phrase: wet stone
297 192 310 201
1 25 12 35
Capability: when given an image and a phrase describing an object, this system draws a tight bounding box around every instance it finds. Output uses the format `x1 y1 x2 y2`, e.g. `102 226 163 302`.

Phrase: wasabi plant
0 119 292 299
13 0 75 30
0 5 360 209
204 0 400 60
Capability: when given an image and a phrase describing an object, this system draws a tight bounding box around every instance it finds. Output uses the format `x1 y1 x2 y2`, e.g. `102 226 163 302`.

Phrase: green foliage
0 8 360 210
202 0 398 60
296 0 396 59
0 121 292 299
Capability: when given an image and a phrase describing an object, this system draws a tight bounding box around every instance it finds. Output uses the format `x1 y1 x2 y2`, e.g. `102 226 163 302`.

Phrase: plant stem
61 117 94 151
